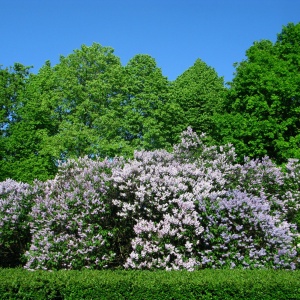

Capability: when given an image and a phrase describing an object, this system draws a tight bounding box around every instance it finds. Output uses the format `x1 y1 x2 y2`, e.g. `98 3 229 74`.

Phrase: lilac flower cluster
24 157 122 270
1 128 299 270
0 179 34 265
110 130 298 270
282 159 300 225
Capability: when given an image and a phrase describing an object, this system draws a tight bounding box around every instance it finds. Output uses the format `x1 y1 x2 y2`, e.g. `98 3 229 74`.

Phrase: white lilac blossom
197 190 297 269
282 159 300 228
0 179 35 266
110 129 298 270
1 128 299 270
24 157 121 270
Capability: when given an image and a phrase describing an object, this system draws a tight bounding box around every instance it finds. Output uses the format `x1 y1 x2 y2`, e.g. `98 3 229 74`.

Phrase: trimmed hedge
0 269 299 300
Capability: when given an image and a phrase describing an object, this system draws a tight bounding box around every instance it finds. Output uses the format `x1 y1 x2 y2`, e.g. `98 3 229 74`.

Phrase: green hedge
0 269 299 300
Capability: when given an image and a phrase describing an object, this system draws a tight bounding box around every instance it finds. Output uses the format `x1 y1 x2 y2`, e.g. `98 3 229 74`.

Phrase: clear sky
1 0 299 83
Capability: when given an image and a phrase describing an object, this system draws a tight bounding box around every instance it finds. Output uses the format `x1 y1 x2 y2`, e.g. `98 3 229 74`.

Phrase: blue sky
1 0 299 83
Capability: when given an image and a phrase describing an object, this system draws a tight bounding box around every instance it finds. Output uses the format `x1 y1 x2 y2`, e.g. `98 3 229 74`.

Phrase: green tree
217 22 300 163
0 44 126 182
0 64 39 182
119 54 183 151
0 45 184 182
170 59 226 136
1 44 238 183
41 43 126 160
0 63 30 130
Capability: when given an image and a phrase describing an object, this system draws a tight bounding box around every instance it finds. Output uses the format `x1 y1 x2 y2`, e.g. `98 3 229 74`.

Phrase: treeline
1 22 299 183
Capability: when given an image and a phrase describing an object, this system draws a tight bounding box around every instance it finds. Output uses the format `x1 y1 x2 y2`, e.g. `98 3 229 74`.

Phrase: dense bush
24 157 126 270
112 129 298 270
1 128 300 270
0 179 36 267
1 269 300 300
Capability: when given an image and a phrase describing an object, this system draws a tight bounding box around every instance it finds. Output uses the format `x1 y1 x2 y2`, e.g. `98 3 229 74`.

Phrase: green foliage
0 63 31 129
1 23 300 181
171 58 226 136
0 64 34 182
0 269 300 300
40 43 125 160
120 54 183 151
0 45 185 182
216 22 300 163
0 180 36 268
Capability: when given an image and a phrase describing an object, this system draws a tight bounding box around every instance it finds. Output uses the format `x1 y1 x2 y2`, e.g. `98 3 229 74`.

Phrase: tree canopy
171 58 226 135
1 22 300 182
214 22 300 163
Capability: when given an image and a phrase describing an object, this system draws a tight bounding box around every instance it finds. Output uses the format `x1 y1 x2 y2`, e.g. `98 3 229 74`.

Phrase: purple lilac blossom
2 128 299 270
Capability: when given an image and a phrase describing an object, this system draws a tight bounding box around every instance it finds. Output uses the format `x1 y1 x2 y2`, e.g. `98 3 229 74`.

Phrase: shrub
0 179 35 267
111 130 297 270
24 157 125 270
282 159 300 230
1 269 300 300
3 127 299 270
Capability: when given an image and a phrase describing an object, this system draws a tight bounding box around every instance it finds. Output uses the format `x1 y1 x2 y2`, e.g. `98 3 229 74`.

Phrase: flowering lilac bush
24 157 127 270
111 129 298 270
199 190 297 269
282 159 300 229
0 179 35 267
112 149 208 271
2 128 299 270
